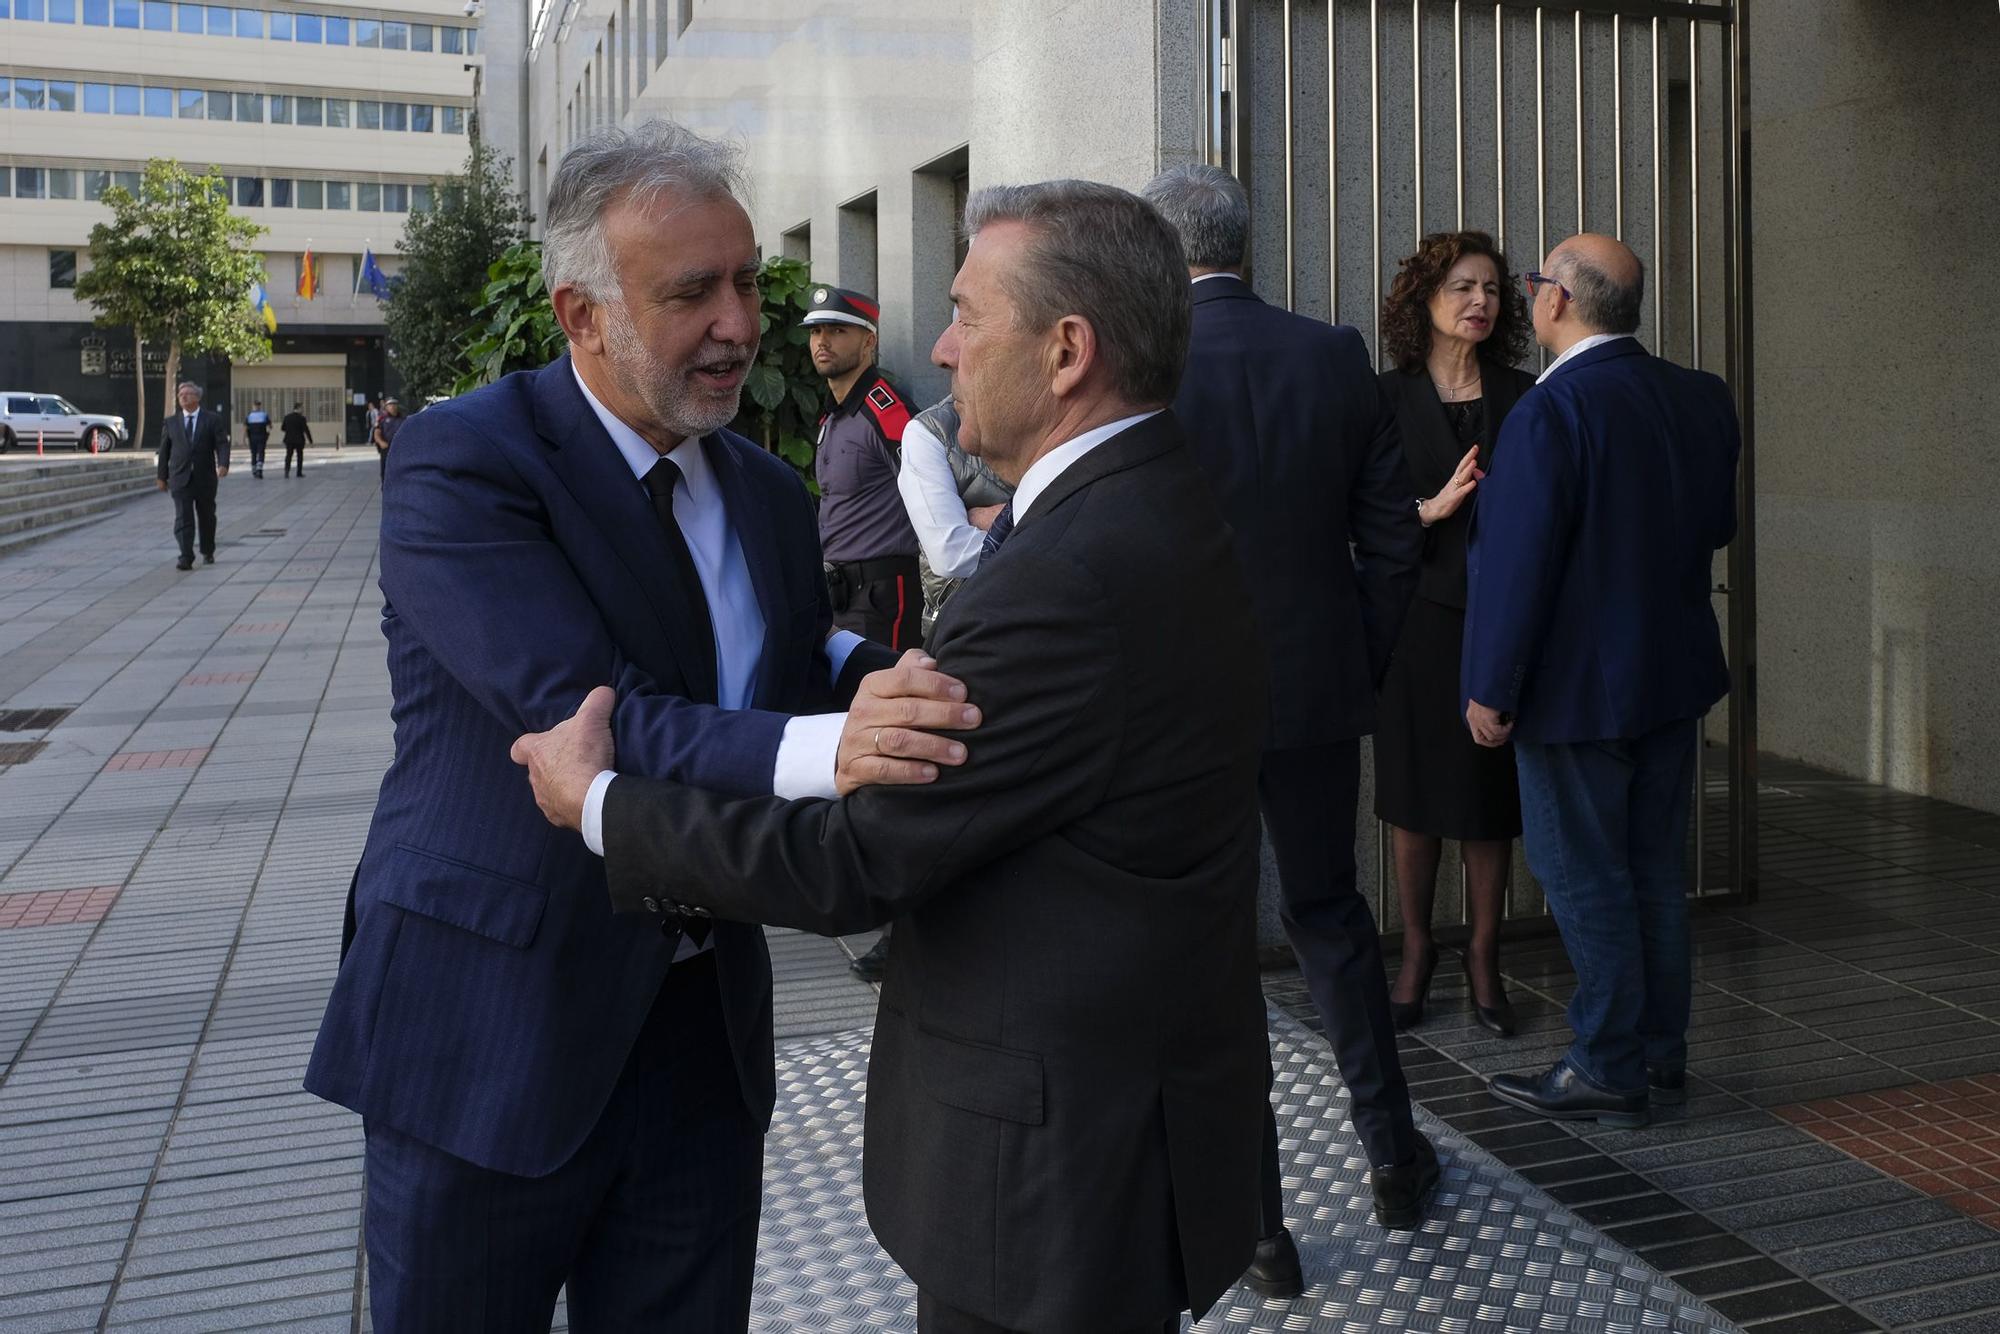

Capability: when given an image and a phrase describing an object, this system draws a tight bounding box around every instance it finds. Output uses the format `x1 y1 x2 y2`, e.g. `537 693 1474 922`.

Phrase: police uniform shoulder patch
862 381 910 442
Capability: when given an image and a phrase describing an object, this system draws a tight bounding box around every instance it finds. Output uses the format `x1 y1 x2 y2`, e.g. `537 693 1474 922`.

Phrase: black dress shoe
1241 1226 1303 1298
848 934 890 982
175 557 194 571
1648 1064 1687 1105
1489 1061 1648 1128
202 552 215 564
1372 1132 1441 1230
1389 945 1437 1032
1462 953 1517 1037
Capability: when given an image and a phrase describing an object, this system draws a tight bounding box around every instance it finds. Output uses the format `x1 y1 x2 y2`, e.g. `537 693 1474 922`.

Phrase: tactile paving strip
749 1009 1746 1333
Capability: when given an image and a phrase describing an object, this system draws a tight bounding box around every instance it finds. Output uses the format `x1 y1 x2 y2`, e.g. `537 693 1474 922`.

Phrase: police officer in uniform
806 285 924 652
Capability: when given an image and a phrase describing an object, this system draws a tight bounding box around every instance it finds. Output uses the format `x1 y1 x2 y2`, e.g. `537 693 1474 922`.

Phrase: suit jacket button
641 896 661 913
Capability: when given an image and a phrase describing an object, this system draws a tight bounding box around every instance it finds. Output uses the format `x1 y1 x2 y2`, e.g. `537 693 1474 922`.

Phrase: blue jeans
1515 720 1699 1094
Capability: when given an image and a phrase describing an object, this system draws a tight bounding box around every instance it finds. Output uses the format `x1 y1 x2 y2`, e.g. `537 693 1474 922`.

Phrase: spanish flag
249 281 278 333
297 247 320 300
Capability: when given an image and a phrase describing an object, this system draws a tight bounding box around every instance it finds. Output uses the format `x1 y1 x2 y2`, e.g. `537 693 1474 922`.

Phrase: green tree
453 246 828 488
384 142 530 400
73 159 270 441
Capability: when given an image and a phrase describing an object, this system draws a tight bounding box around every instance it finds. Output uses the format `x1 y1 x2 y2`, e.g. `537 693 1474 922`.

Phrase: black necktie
978 501 1015 568
641 459 719 703
184 413 195 438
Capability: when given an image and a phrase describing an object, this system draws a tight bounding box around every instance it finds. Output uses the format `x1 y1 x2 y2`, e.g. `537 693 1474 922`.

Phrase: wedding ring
874 729 884 753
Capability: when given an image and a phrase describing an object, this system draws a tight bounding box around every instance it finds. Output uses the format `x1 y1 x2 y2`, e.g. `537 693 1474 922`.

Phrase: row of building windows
0 0 478 51
0 77 468 132
1 165 439 212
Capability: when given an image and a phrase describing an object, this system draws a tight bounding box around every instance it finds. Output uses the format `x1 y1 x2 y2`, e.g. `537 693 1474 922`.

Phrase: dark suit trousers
170 485 216 561
362 953 763 1334
916 1291 1176 1334
1258 741 1418 1197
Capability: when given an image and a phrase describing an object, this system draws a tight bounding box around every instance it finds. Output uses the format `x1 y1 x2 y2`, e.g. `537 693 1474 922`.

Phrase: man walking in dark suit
279 402 311 477
155 380 229 570
1466 234 1739 1127
1144 164 1435 1293
515 180 1272 1334
304 121 975 1334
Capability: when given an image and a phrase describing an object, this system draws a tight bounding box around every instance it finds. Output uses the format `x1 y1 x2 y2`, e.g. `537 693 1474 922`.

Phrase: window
295 95 322 126
268 94 291 124
464 26 477 52
294 10 318 40
411 22 431 50
0 169 10 199
271 177 292 207
49 169 78 200
383 19 407 48
323 13 347 42
384 182 409 212
234 92 262 121
83 0 109 22
144 85 173 116
84 82 110 112
440 24 463 52
233 5 258 35
178 87 204 117
16 168 45 199
205 88 230 119
235 176 262 207
14 80 46 111
383 101 407 131
324 97 350 127
358 181 381 211
85 169 110 198
356 16 378 45
297 178 323 208
442 105 466 135
205 4 229 33
48 0 75 20
175 1 199 30
325 179 349 208
410 102 433 133
114 169 140 194
141 0 168 27
357 100 381 130
48 81 77 112
50 251 77 289
114 83 140 114
412 183 433 211
16 0 44 18
268 9 288 37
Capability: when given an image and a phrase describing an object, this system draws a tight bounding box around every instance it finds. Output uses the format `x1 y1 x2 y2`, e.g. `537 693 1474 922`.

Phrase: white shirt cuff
825 629 865 683
580 769 617 856
773 710 845 800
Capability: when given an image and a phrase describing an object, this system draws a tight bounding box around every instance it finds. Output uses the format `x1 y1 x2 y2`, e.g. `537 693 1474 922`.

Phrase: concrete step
0 484 153 541
0 507 123 560
0 474 160 521
0 458 157 494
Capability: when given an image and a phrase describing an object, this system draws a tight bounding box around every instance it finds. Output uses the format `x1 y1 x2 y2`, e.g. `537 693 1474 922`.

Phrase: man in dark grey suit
1146 164 1435 1295
514 180 1270 1333
155 380 230 570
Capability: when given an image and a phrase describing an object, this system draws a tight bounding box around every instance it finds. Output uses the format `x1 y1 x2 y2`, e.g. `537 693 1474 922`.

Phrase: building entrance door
1198 0 1757 924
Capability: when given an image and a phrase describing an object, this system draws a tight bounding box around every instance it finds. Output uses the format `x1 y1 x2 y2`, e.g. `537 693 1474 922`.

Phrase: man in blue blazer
1463 234 1739 1128
305 122 974 1332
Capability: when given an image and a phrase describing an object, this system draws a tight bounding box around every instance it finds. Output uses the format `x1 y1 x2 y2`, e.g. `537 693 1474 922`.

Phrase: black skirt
1374 596 1523 841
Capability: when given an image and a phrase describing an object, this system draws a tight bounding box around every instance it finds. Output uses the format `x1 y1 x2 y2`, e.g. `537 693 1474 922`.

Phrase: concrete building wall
1749 0 2000 812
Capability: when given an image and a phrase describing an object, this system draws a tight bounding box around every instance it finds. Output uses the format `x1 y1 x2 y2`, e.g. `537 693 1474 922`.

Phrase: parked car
0 392 131 453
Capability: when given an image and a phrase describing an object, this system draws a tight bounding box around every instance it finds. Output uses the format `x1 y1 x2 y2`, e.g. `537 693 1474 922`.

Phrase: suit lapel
704 434 787 706
535 355 721 703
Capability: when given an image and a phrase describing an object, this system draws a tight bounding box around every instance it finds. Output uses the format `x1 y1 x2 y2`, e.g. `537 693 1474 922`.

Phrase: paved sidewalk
1 454 1743 1332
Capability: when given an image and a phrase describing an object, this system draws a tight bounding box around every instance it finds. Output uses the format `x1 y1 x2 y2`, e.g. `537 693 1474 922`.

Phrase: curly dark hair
1382 230 1531 372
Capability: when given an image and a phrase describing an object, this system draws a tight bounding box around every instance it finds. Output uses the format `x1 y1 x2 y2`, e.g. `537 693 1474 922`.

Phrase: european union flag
358 248 393 301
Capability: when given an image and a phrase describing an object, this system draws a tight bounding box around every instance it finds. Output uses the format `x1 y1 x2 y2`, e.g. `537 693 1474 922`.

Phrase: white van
0 392 131 453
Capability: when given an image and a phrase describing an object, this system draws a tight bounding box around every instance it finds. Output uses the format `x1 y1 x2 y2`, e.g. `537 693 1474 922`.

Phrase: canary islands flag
297 248 320 300
249 281 277 333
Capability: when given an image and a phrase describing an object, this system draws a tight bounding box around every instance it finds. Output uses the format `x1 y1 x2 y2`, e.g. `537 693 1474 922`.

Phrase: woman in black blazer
1376 231 1536 1036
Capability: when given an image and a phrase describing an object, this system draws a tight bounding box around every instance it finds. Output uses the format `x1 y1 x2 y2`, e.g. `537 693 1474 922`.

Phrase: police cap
800 285 880 333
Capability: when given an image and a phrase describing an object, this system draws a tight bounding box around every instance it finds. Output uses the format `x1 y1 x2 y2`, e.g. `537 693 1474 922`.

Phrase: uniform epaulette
862 380 910 443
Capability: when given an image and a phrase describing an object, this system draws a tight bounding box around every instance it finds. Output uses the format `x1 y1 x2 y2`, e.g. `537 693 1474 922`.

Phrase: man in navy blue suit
304 121 980 1332
1464 234 1739 1128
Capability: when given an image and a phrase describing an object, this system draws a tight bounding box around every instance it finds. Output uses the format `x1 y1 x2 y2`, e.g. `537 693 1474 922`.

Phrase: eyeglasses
1524 271 1572 300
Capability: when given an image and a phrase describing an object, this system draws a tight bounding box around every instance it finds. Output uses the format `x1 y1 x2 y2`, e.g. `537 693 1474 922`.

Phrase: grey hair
962 181 1192 406
176 381 202 396
543 119 750 303
1555 249 1645 335
1139 163 1250 269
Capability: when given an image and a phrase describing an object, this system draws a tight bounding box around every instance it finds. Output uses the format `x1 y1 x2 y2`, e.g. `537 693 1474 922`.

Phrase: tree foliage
73 159 270 435
383 142 530 401
453 246 828 488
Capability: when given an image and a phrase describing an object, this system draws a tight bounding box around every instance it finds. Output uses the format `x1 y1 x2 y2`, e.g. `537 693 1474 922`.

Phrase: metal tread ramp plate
735 1009 1746 1334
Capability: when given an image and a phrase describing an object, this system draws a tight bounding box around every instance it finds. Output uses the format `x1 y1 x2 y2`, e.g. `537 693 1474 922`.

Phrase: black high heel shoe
1389 947 1437 1032
1462 952 1517 1037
